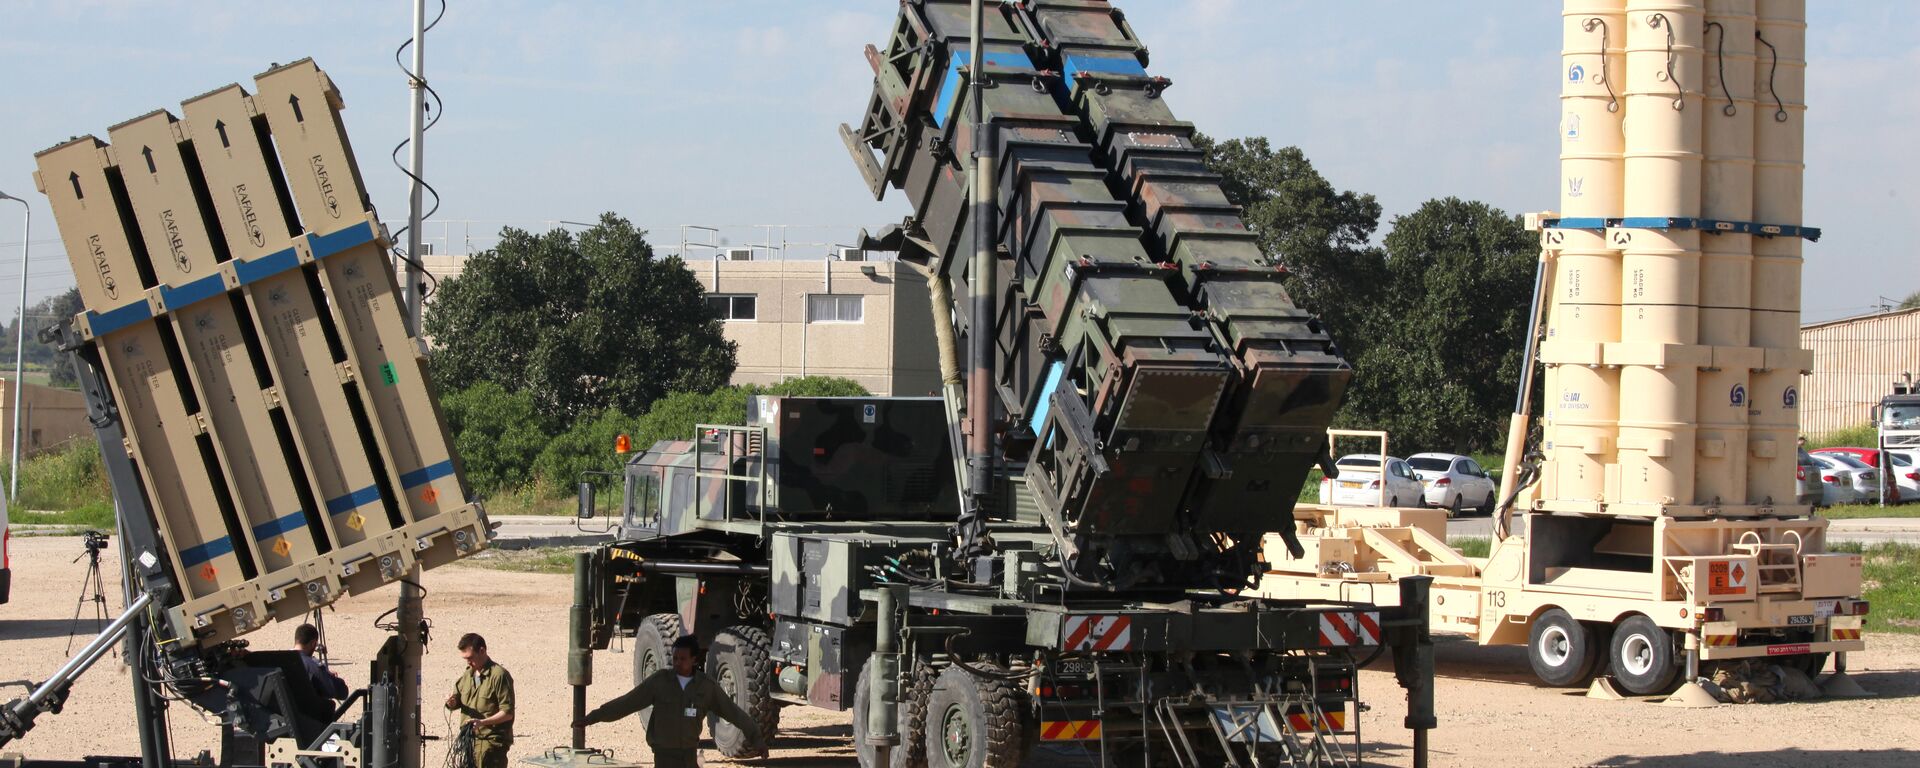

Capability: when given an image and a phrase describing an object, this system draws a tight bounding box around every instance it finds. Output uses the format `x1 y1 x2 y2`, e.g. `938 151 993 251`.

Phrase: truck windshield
1886 404 1920 429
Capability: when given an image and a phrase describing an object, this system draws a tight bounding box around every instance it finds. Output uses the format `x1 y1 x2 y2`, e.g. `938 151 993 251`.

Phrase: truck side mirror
577 481 597 519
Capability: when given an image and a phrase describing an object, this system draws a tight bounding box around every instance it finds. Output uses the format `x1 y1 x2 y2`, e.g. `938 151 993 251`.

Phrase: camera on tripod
82 530 109 554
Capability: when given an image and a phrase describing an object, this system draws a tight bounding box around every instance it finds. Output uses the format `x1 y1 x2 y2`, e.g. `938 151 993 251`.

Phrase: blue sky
1 1 1914 323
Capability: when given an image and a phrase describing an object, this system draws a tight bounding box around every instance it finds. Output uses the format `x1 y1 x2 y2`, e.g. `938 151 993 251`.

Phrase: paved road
1446 513 1920 545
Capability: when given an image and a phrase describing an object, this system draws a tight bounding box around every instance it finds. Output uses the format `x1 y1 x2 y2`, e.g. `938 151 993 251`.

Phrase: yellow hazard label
273 538 292 557
346 512 365 531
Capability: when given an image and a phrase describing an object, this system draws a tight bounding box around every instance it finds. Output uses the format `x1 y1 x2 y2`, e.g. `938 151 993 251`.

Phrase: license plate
1338 481 1363 489
1787 614 1814 626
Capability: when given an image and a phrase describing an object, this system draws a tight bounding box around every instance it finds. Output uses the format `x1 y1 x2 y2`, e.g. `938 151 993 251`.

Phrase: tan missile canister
1620 228 1701 344
1562 0 1627 217
1747 0 1807 505
1542 236 1621 502
1699 0 1756 346
1622 1 1705 218
1618 360 1700 504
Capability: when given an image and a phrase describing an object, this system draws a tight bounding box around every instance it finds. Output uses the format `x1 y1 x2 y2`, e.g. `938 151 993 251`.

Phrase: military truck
569 2 1435 767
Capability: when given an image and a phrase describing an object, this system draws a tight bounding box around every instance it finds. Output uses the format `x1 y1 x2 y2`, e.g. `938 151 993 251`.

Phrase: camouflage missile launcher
574 3 1431 766
579 396 1434 766
842 0 1349 586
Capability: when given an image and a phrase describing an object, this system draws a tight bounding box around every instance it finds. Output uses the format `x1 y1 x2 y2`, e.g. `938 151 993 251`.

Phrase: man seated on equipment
575 635 767 768
294 623 349 702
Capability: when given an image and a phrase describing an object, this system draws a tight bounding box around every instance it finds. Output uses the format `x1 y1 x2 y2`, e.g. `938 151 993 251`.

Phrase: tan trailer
1258 504 1868 697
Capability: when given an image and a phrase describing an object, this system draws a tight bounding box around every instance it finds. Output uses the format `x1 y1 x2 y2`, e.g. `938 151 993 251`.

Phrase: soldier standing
575 635 766 767
445 633 515 768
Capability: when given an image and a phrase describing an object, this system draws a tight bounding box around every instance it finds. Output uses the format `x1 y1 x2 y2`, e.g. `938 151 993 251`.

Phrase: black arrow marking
215 120 230 148
141 146 157 174
68 172 83 200
288 94 304 123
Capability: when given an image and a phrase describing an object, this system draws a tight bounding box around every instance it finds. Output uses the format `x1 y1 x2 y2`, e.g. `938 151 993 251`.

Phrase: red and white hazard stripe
1317 611 1381 647
1061 614 1135 651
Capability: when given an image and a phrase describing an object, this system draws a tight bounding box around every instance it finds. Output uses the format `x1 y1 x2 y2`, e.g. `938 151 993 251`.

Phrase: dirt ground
3 535 1917 767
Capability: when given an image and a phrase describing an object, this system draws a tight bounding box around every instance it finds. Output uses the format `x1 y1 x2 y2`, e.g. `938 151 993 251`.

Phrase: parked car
1806 452 1881 506
1795 450 1823 507
1406 453 1497 517
1318 454 1425 508
1813 447 1914 504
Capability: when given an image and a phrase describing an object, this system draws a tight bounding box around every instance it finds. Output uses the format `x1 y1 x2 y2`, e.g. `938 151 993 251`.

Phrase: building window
807 294 864 323
705 294 757 321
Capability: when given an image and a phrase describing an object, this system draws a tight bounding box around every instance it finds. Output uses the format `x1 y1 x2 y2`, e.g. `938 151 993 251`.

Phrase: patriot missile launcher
572 2 1433 766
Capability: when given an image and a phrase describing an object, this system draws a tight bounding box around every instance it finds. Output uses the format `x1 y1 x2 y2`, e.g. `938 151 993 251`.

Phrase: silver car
1808 452 1881 506
1407 453 1498 517
1318 454 1425 508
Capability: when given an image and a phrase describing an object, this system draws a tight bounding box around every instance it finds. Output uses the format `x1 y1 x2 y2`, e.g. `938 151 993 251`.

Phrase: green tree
423 214 737 421
534 406 642 491
1192 134 1387 346
1346 198 1537 452
1 287 85 388
440 382 551 493
1900 290 1920 310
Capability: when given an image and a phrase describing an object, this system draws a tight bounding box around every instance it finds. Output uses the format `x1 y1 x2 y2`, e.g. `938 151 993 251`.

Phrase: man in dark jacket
294 623 349 702
576 635 766 767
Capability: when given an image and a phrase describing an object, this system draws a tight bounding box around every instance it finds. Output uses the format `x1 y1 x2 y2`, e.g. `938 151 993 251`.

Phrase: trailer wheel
854 656 930 768
927 663 1028 768
1791 652 1831 677
709 625 780 758
1608 615 1679 694
1528 609 1599 686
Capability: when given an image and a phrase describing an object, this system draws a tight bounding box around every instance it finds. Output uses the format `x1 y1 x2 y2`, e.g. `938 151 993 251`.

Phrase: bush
1807 424 1879 450
5 438 111 511
534 407 642 492
441 382 553 493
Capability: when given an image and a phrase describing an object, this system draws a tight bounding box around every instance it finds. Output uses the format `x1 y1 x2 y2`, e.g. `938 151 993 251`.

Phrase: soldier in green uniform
445 633 515 768
575 635 766 768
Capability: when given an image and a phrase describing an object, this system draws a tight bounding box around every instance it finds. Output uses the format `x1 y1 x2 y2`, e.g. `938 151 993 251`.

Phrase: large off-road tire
854 657 930 768
925 664 1028 768
633 614 681 684
1528 608 1600 686
631 614 681 722
1609 615 1680 695
708 625 779 758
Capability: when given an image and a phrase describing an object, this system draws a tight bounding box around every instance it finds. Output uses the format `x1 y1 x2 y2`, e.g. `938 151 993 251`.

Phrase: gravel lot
3 535 1917 767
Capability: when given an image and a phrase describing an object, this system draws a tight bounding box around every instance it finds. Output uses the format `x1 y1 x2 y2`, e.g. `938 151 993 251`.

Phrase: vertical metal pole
404 0 429 334
961 0 997 564
866 585 903 764
7 199 27 502
119 500 170 768
568 553 593 750
396 5 430 768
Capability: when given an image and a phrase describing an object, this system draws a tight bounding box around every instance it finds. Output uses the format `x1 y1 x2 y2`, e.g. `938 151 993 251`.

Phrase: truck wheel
926 663 1028 768
1792 652 1831 677
633 614 681 686
854 657 929 768
1608 615 1679 695
709 625 780 758
1528 608 1599 686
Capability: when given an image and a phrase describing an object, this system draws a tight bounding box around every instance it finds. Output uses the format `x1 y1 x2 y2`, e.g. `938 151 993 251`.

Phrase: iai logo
1568 64 1585 83
1782 387 1798 409
1729 384 1746 407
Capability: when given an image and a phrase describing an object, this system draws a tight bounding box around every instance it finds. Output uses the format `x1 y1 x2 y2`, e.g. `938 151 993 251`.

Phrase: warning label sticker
1707 560 1748 596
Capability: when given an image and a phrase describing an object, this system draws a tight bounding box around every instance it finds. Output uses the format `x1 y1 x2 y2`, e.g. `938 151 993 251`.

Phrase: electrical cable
389 0 447 301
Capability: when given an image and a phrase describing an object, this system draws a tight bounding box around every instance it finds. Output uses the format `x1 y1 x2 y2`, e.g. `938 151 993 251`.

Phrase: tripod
67 530 113 655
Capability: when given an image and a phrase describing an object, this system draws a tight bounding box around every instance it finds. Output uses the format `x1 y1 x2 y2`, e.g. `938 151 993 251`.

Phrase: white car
1318 454 1425 508
1407 453 1498 517
1807 453 1880 506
